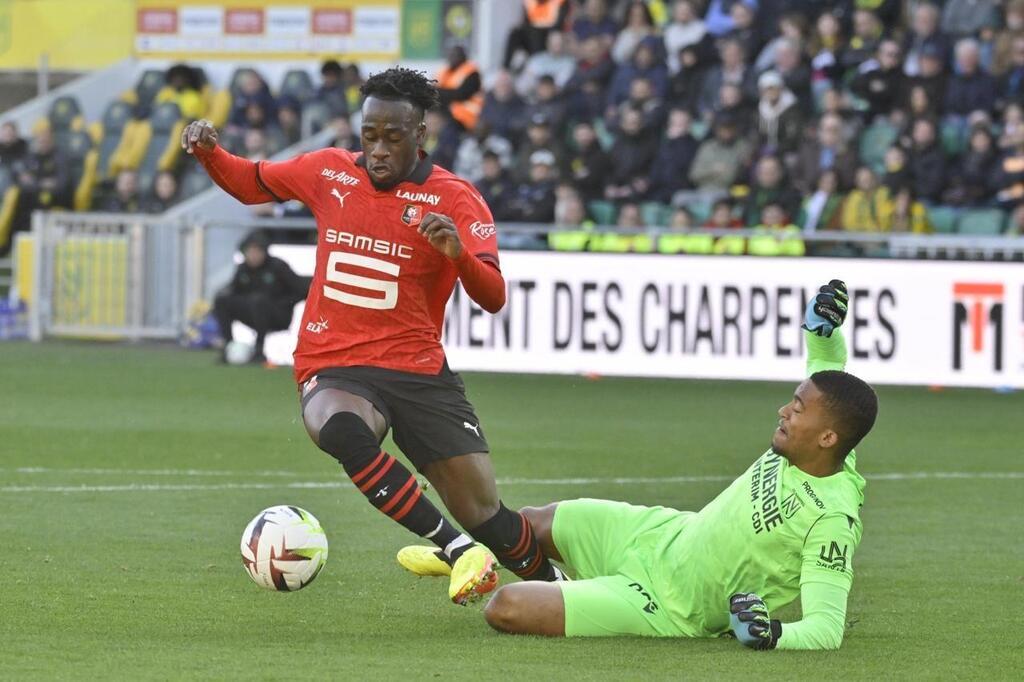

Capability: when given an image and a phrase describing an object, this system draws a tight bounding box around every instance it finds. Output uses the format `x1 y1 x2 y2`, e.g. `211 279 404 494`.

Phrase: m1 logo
952 283 1004 371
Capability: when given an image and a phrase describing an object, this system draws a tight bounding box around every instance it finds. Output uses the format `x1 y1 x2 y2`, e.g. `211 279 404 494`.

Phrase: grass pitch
0 341 1020 680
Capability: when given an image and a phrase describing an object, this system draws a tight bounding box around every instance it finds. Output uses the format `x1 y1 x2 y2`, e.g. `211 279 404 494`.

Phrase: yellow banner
52 236 127 334
134 0 402 61
0 0 135 70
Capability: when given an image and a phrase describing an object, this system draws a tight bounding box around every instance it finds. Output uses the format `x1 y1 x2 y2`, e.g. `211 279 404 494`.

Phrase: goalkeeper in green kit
483 280 877 650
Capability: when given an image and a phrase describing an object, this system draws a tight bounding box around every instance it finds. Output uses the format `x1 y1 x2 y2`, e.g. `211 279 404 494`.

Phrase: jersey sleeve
805 328 848 376
255 149 333 210
451 184 500 267
775 581 848 650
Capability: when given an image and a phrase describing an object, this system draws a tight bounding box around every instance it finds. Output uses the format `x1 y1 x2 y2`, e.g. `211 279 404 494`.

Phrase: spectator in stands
742 154 801 225
563 120 610 202
1000 37 1024 105
213 231 306 365
944 126 997 206
755 14 807 73
616 201 643 227
755 71 802 157
704 0 744 37
906 117 947 202
229 70 277 129
476 150 515 221
906 46 946 117
850 39 905 121
748 202 806 256
565 35 615 121
555 188 593 226
481 70 528 146
819 87 863 142
317 59 350 117
615 76 666 129
703 197 743 228
242 128 270 162
142 171 179 214
607 37 668 111
881 145 913 194
945 39 997 120
503 0 571 70
97 170 139 213
999 103 1024 151
525 75 568 135
422 109 461 170
517 29 576 95
840 166 891 231
769 37 812 110
572 0 617 48
993 1 1024 75
689 114 752 191
505 149 558 223
842 9 883 72
329 116 359 151
13 127 69 225
664 0 708 73
612 1 657 64
792 112 858 193
698 38 753 116
454 122 514 183
0 122 27 168
941 0 999 40
515 113 565 182
277 97 302 147
669 206 694 228
903 3 950 78
437 46 484 131
725 1 762 65
155 64 205 120
797 169 843 233
808 12 845 91
646 108 698 203
667 44 707 114
993 120 1024 206
604 106 659 202
712 81 753 130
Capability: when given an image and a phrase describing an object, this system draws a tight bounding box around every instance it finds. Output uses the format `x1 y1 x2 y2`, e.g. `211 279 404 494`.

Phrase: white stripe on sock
444 534 473 558
423 518 445 539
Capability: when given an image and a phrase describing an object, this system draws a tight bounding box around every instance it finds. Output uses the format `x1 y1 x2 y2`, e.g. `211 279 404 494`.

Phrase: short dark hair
810 370 879 458
321 59 343 77
360 67 440 115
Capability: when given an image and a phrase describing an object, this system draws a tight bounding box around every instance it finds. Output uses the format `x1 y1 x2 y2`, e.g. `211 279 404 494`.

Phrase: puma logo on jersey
321 168 360 185
396 189 441 205
330 188 350 207
463 421 481 437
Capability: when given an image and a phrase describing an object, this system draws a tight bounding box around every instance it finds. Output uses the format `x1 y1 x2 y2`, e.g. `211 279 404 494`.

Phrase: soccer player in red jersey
182 68 565 604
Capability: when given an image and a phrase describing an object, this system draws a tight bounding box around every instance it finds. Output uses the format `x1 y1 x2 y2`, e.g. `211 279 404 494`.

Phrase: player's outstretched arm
803 279 849 376
180 120 277 205
729 583 848 650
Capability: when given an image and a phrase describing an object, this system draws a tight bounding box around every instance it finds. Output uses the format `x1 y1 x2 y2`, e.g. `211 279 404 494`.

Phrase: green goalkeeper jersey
646 329 865 641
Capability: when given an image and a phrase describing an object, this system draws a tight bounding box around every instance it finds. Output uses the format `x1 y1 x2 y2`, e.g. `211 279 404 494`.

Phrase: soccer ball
224 340 254 365
240 505 328 591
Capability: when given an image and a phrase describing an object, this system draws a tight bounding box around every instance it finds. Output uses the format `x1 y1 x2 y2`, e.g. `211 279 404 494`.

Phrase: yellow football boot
448 545 499 605
396 545 452 577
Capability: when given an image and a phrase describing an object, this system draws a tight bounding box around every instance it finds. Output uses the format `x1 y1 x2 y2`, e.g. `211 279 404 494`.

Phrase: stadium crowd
4 0 1024 256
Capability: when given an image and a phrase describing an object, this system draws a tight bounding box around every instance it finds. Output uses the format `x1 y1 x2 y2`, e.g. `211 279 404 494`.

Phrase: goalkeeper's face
771 379 840 460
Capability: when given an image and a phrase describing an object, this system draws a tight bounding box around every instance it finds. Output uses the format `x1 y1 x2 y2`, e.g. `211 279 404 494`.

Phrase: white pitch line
0 472 1021 494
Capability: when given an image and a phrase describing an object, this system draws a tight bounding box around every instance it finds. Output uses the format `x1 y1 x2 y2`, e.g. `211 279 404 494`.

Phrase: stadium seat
587 200 617 225
98 100 137 178
280 70 315 105
144 102 187 177
940 122 965 157
858 122 897 172
229 67 258 96
927 205 958 234
180 166 213 197
63 131 100 211
640 201 670 227
134 69 166 114
48 95 84 148
206 89 232 128
302 100 331 137
956 208 1006 235
0 184 19 253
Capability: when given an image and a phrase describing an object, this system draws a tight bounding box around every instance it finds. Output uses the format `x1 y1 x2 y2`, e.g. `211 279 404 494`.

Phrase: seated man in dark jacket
213 231 308 364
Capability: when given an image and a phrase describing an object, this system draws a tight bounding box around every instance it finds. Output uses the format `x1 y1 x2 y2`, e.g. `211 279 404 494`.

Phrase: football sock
468 503 559 581
318 412 472 560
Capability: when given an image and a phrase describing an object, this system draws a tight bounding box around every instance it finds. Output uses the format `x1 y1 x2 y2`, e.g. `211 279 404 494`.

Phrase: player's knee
484 585 526 633
313 411 377 465
520 504 555 539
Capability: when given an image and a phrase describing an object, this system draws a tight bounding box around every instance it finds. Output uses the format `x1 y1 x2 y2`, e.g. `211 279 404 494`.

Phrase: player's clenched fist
418 212 464 260
802 279 849 338
729 592 781 650
181 120 219 154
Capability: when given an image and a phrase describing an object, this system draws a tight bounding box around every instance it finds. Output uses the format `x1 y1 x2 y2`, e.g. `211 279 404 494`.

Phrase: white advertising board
252 249 1024 389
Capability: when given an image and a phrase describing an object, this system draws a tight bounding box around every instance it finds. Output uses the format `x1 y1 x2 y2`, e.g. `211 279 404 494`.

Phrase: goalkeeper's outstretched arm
803 280 849 376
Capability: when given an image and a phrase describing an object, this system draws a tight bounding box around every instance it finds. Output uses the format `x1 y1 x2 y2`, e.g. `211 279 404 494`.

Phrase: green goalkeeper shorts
551 498 687 637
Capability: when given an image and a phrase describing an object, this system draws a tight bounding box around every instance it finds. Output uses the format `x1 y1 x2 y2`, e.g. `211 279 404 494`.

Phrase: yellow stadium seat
0 186 21 254
206 89 232 128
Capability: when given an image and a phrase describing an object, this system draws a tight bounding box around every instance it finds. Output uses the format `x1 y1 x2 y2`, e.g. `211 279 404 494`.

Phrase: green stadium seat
587 200 617 225
641 201 669 227
858 123 897 172
927 205 958 234
957 208 1006 235
690 119 709 140
96 100 134 178
941 122 965 157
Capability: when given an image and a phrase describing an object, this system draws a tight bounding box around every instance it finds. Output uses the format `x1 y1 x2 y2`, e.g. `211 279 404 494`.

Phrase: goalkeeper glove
729 592 782 650
802 279 849 337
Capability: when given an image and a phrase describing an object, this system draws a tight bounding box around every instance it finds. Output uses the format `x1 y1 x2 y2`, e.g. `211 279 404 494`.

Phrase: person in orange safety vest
437 46 485 132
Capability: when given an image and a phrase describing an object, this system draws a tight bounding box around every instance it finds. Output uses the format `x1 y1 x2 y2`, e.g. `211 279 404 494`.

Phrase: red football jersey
255 149 501 383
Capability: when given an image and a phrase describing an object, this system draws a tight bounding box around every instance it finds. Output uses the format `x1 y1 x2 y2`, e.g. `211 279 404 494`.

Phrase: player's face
772 380 838 459
360 96 426 189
